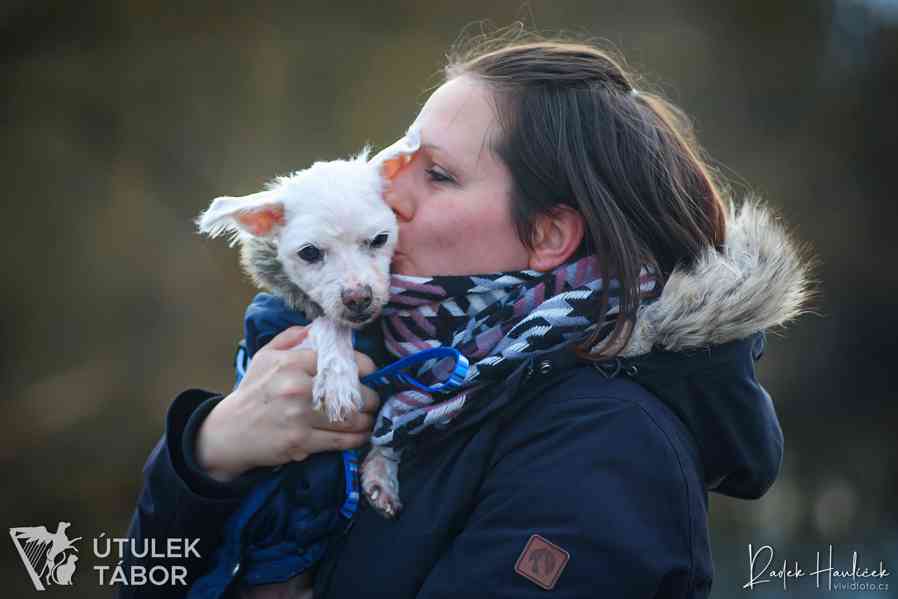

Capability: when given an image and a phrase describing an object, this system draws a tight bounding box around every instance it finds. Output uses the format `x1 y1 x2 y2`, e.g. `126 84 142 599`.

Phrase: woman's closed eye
425 166 456 185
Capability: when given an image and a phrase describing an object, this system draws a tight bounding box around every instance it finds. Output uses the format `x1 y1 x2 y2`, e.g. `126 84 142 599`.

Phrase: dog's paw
326 383 363 423
311 374 327 415
361 448 403 519
312 368 364 423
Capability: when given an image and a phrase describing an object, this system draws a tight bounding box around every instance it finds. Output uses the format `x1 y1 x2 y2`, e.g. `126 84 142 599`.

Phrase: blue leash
359 346 470 394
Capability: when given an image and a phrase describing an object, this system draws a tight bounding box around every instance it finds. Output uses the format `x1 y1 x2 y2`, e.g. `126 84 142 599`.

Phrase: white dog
196 142 418 518
196 148 398 423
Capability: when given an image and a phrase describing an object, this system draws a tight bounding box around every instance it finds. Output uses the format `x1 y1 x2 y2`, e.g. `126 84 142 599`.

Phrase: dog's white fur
197 148 398 423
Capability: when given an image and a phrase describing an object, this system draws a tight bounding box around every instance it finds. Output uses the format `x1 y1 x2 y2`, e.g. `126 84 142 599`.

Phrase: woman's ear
527 205 586 272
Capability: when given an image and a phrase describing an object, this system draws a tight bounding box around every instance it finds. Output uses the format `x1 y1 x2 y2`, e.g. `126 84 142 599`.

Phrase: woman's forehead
415 77 498 169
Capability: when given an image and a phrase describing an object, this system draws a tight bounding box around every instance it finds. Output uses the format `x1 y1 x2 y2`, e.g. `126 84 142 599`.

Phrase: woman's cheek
431 224 461 252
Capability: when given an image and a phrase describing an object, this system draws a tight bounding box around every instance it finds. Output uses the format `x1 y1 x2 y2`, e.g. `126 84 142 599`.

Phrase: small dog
196 146 410 518
196 148 397 422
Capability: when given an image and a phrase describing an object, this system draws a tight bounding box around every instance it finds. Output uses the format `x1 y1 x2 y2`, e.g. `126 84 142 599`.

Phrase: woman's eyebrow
421 142 462 171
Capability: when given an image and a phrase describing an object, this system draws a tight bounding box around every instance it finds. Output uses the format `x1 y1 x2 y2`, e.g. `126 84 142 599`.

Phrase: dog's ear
378 151 416 181
196 190 285 241
370 121 421 182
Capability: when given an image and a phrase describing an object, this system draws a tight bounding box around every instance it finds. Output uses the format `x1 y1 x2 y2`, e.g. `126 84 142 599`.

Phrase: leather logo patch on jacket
514 534 570 590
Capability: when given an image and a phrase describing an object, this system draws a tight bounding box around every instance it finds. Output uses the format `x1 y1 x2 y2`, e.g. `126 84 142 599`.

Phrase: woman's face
384 76 532 277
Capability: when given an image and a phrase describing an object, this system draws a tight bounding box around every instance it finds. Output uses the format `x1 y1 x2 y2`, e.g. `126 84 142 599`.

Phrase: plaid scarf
370 254 660 448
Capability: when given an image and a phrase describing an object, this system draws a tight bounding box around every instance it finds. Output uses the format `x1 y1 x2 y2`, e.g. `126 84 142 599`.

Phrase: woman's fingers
353 351 383 415
296 428 371 457
270 346 317 378
359 383 381 415
308 405 375 433
354 350 376 377
265 326 309 350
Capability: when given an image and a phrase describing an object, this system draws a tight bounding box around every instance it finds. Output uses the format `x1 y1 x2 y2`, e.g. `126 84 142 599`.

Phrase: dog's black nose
342 285 373 313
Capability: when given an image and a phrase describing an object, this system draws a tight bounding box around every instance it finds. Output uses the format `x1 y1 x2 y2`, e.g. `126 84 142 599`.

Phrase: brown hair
444 28 728 360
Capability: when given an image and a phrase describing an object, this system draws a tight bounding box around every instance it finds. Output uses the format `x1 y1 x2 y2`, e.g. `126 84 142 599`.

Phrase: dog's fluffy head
197 147 398 328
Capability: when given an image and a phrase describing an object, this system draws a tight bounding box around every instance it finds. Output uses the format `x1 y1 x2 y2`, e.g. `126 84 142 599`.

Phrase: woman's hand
196 326 381 482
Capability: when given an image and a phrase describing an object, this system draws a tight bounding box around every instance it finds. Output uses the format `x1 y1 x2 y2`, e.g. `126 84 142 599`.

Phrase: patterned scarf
370 254 660 448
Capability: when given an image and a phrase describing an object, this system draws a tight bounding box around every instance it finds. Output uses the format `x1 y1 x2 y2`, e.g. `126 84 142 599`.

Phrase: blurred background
3 1 896 597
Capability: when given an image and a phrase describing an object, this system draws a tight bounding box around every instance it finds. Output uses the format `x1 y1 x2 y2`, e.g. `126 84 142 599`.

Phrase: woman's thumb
266 326 309 350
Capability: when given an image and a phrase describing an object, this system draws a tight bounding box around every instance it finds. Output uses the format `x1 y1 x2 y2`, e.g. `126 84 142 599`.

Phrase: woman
120 35 812 598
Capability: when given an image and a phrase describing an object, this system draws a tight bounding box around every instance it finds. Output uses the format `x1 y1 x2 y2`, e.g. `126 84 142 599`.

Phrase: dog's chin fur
341 311 380 328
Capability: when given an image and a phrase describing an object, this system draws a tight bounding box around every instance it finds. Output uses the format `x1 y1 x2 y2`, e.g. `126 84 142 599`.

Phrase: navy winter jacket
118 296 781 599
118 200 807 598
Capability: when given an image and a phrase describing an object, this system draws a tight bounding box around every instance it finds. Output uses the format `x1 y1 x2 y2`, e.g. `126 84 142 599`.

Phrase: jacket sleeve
117 388 273 599
414 390 702 599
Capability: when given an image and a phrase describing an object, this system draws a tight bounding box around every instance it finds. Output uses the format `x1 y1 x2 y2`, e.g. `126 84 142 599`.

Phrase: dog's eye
369 233 389 249
297 245 323 263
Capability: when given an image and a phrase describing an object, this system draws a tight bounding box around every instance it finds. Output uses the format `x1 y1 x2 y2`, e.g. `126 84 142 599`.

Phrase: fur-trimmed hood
616 198 814 357
596 198 814 499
